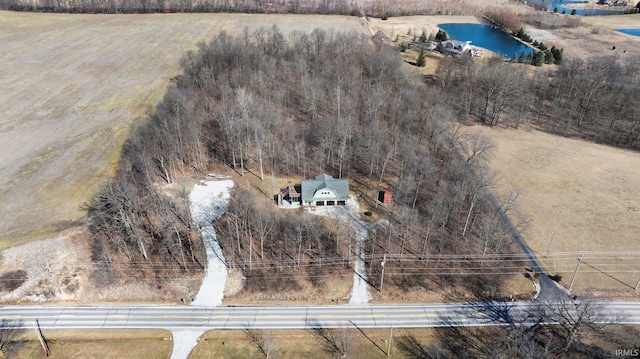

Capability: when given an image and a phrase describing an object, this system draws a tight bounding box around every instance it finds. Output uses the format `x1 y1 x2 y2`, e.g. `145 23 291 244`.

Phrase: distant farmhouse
437 39 481 57
278 174 349 207
598 0 627 5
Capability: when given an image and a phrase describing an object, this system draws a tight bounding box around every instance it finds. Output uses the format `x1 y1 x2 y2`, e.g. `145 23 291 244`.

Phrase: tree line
436 52 640 150
85 27 522 297
0 0 487 16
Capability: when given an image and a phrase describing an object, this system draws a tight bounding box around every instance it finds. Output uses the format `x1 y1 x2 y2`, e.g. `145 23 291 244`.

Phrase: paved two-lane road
2 302 640 330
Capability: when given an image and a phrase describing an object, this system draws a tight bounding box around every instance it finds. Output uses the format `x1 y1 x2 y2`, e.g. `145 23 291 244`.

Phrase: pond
438 23 535 59
618 28 640 36
524 0 624 15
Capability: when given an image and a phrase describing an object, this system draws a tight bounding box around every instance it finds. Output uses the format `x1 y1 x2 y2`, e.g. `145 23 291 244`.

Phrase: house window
327 201 335 206
317 201 325 206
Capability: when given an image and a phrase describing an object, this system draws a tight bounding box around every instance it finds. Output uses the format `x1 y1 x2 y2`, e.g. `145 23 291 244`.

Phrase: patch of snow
310 195 372 305
169 330 203 359
189 179 234 307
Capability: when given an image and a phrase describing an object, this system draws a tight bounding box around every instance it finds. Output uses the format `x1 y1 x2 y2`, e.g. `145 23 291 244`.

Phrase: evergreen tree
419 31 427 43
532 51 544 66
571 9 577 15
551 47 564 65
416 49 426 67
518 51 526 63
544 50 554 64
435 29 448 41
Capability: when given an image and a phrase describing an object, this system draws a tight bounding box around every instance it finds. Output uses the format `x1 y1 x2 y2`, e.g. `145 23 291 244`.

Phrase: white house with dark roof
437 39 473 57
301 174 349 207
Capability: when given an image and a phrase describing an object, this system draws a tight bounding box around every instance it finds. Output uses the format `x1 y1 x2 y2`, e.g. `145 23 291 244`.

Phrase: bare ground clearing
466 125 640 297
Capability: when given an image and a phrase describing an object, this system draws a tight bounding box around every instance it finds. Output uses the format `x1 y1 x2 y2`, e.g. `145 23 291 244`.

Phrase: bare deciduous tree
0 320 25 358
531 296 616 354
306 318 351 358
244 325 273 358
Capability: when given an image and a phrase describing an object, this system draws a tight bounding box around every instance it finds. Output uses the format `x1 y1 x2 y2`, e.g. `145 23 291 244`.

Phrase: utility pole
634 277 640 291
380 254 386 291
545 231 556 258
387 324 393 356
568 254 584 292
46 260 61 294
34 319 50 356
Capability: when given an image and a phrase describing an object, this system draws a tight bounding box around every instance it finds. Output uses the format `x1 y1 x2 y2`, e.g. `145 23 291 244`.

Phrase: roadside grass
190 328 438 359
13 327 439 359
13 326 640 358
15 329 172 359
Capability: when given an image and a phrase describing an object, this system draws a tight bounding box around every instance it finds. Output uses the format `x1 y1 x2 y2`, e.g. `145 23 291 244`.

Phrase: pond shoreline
438 22 537 58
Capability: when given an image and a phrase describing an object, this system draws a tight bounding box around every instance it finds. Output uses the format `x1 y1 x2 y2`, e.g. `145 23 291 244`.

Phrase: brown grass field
0 11 368 247
12 327 438 358
188 328 438 358
467 125 640 297
15 329 172 358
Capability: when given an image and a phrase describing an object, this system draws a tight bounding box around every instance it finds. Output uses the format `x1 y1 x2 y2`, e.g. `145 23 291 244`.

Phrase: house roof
440 39 472 53
301 174 349 202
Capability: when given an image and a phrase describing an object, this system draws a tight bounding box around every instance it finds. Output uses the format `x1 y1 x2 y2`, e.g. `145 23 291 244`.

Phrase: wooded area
86 27 525 297
84 16 639 296
436 52 640 150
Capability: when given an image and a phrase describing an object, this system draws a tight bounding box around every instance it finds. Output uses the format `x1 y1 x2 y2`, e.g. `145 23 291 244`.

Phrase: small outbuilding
378 189 393 205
